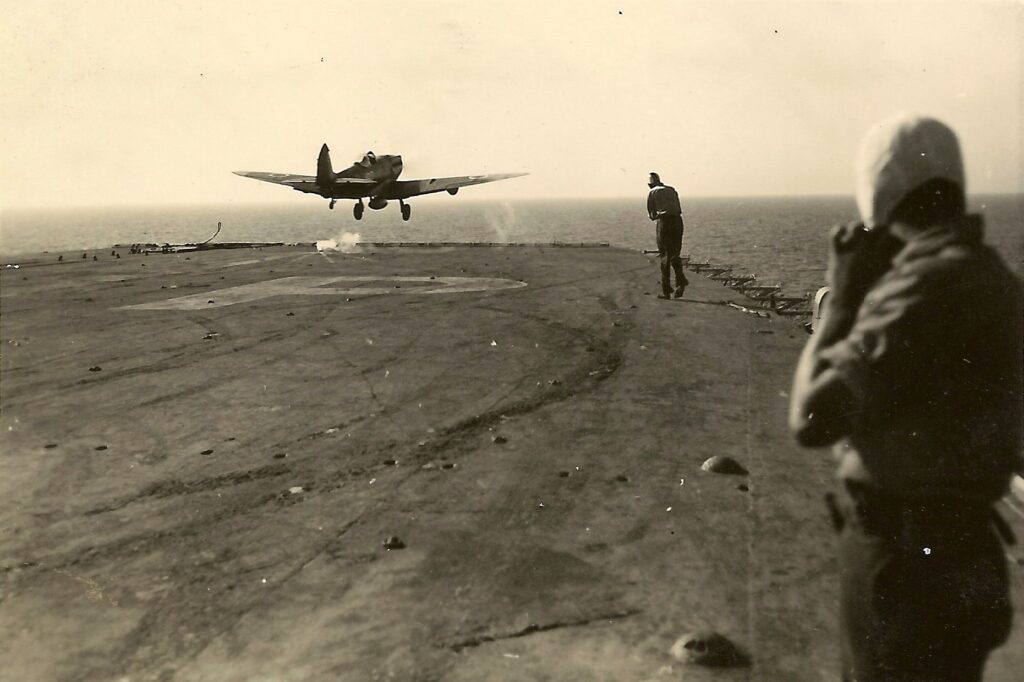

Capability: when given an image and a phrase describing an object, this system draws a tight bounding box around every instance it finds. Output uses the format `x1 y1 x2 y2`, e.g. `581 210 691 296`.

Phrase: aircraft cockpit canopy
358 151 377 168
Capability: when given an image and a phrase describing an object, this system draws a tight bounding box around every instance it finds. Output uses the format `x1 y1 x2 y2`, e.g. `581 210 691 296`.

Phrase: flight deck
1 243 1021 681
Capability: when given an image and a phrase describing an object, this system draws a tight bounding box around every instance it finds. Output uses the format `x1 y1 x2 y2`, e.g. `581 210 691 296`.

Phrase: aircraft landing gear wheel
354 202 364 220
401 201 411 222
329 199 336 210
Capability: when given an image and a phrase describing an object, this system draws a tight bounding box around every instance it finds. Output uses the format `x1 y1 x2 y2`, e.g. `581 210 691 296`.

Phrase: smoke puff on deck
316 232 361 253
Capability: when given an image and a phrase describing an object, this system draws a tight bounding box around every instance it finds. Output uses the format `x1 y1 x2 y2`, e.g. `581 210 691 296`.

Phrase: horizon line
3 191 1021 213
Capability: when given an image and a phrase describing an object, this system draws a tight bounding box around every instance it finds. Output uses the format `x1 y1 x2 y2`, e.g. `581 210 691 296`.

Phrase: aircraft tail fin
316 144 334 186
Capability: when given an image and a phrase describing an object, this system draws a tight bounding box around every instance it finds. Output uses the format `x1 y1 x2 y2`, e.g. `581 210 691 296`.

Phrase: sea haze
2 195 1020 297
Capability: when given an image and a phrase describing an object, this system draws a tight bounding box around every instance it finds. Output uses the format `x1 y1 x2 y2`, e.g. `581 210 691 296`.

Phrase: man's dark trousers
656 215 687 296
834 482 1012 681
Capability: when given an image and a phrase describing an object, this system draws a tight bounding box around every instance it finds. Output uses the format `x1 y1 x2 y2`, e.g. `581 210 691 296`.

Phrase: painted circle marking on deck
120 275 527 310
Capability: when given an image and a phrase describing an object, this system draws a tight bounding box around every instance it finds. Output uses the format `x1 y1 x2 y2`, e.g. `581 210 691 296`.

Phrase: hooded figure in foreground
789 114 1023 681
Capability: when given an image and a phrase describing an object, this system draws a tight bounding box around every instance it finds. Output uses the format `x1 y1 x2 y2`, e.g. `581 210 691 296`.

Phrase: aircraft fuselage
333 153 403 185
316 148 404 199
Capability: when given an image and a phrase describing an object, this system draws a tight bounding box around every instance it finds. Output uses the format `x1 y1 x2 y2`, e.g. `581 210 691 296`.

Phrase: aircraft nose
393 156 403 174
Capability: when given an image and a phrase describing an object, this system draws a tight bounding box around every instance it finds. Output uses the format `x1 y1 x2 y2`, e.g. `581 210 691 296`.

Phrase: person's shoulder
874 252 959 302
904 239 1007 288
870 242 1002 316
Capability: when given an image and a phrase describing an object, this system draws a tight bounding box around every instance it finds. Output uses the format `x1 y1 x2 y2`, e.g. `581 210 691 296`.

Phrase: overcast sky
0 0 1020 208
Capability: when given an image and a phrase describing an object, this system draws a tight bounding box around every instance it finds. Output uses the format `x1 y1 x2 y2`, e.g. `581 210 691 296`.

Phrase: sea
2 195 1021 298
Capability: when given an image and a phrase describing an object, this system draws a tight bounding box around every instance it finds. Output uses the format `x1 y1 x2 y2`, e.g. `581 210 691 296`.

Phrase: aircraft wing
383 173 528 200
234 171 381 196
233 171 321 193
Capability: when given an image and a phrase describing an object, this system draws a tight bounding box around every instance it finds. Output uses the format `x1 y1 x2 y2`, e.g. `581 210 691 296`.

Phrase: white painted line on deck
119 275 528 310
223 253 298 267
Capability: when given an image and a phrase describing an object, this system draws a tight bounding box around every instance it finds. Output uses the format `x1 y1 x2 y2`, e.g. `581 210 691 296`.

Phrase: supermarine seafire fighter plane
234 145 527 221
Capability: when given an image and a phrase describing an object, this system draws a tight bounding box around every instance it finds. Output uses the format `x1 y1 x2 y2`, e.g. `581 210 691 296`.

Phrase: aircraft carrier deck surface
1 244 1021 681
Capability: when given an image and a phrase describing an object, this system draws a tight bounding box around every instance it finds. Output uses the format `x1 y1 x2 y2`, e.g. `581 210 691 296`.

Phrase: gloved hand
826 221 902 311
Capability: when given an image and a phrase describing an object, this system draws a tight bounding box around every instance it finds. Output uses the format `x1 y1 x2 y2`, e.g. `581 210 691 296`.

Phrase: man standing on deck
647 172 689 299
789 114 1022 681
